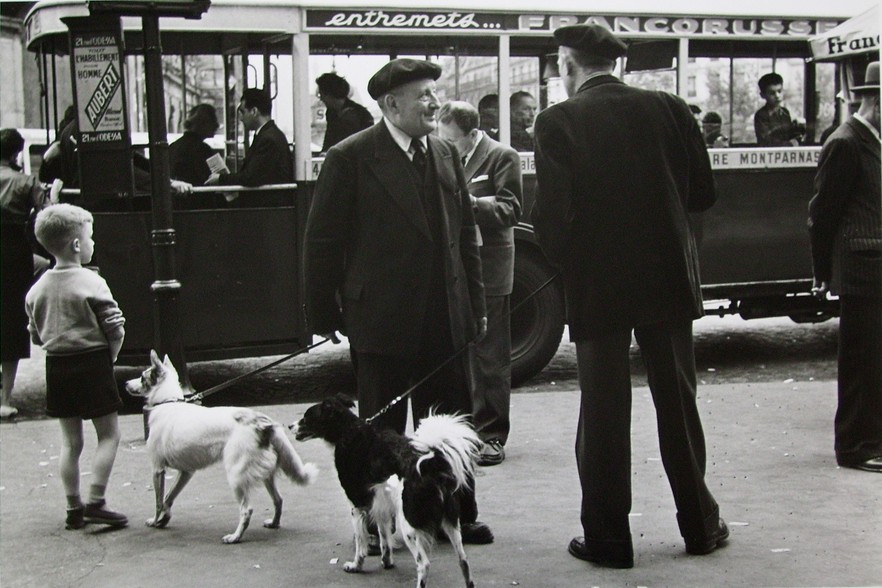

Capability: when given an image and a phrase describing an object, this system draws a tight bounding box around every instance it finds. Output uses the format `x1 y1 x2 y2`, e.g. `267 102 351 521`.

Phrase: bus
21 0 874 386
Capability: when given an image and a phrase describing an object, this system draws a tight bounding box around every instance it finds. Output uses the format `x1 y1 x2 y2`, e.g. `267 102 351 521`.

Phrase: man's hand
321 332 341 344
475 317 488 342
171 180 193 194
812 278 829 301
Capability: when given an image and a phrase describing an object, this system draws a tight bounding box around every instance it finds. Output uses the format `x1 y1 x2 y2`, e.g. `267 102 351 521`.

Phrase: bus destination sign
305 10 841 38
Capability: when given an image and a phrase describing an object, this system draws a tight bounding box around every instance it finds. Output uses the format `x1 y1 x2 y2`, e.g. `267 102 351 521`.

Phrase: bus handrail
58 183 299 197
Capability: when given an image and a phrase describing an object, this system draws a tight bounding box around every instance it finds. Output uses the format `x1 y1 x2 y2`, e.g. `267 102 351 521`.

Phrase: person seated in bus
316 73 374 154
510 91 537 152
478 94 500 141
205 88 294 206
753 72 804 146
701 112 730 148
169 104 220 185
39 105 76 184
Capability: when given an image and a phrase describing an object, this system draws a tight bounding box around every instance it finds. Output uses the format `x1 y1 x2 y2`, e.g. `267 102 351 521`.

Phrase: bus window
815 62 838 143
126 54 226 136
730 57 808 145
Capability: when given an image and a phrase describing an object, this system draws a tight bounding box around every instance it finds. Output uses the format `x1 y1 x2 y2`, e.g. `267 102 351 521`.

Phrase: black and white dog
291 393 480 588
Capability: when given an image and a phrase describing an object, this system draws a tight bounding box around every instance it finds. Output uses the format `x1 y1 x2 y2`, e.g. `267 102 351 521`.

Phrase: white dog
126 350 318 543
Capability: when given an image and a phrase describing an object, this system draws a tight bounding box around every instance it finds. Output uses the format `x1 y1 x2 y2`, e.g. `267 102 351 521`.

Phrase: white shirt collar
384 118 426 158
854 113 881 142
462 131 483 167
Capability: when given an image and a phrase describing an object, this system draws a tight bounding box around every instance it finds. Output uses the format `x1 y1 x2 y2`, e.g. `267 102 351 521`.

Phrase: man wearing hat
531 24 724 568
809 61 882 474
304 58 493 543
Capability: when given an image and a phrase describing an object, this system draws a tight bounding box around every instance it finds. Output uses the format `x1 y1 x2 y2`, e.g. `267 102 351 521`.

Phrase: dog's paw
146 512 171 528
222 533 242 544
381 554 395 569
343 561 363 573
263 518 280 529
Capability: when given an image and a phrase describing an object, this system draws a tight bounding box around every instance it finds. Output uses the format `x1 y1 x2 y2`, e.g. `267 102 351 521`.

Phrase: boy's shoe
65 506 85 530
0 405 18 419
476 439 505 466
84 500 128 527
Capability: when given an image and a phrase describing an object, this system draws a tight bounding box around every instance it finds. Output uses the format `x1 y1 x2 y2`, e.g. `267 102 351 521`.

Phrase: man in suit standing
809 61 882 474
438 100 522 466
304 59 493 543
206 88 293 205
532 25 724 568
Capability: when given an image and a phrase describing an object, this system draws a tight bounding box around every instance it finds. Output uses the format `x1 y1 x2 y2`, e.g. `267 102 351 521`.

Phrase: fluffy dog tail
410 412 480 490
269 424 319 485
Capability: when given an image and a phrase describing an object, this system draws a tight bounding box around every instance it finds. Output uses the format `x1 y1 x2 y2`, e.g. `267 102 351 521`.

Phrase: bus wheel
510 248 565 386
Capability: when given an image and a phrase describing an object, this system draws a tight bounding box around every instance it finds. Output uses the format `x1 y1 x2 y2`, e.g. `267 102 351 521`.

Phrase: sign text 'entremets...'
305 10 840 38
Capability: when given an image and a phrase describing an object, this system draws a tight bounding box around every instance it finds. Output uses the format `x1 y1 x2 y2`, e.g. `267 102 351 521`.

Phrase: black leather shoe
567 537 634 569
685 518 729 555
460 522 494 544
840 456 882 473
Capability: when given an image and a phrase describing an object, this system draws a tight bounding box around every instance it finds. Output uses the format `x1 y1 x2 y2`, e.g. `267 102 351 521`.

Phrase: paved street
2 380 880 587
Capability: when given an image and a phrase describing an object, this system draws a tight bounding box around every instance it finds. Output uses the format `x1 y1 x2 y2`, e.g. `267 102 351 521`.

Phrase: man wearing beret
809 61 882 474
531 24 725 568
304 58 492 543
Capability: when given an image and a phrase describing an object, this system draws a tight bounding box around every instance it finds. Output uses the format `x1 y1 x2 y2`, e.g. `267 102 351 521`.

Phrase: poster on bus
72 30 126 144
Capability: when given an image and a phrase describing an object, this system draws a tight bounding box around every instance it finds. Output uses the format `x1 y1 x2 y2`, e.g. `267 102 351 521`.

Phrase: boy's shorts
46 349 123 419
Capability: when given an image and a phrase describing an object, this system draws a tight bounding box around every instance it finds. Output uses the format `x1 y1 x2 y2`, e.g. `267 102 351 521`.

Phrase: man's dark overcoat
304 121 485 357
531 75 716 339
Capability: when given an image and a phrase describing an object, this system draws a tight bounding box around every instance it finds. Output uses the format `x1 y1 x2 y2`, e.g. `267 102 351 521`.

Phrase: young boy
754 72 803 146
25 203 128 530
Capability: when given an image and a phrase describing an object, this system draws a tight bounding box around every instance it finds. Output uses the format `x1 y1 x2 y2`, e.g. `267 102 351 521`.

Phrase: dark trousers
835 294 882 465
574 320 719 556
468 295 511 444
354 349 479 525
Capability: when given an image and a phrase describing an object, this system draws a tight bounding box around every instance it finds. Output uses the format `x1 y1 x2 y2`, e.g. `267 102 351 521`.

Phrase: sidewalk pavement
1 381 880 588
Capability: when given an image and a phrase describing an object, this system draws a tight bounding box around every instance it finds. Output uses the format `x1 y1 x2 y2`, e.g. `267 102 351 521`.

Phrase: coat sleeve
681 102 717 213
303 146 355 334
221 133 285 187
808 136 857 283
473 148 523 228
531 107 573 267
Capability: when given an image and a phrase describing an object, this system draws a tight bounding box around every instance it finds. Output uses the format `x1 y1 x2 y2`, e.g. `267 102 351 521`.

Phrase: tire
510 247 565 386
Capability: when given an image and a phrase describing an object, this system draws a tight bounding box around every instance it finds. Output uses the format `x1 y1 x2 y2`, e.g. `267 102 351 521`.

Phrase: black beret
367 58 442 100
553 24 627 60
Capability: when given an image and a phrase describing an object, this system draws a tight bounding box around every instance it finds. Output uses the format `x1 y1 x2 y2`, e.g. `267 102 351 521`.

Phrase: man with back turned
531 24 725 568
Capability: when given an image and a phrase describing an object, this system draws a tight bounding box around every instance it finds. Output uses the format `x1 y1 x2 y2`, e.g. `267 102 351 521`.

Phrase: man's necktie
411 138 426 177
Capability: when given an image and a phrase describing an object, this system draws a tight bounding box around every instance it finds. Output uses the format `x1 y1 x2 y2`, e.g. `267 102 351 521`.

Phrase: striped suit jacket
809 116 882 298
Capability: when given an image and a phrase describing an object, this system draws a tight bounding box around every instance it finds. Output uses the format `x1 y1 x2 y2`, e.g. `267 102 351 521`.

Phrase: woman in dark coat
1 129 51 418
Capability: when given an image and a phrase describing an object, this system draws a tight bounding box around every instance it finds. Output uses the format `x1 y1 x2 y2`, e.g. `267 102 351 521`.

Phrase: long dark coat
531 75 716 338
304 121 485 357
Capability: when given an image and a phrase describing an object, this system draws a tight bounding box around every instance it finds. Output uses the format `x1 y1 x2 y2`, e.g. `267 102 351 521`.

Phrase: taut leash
365 271 561 423
185 338 330 404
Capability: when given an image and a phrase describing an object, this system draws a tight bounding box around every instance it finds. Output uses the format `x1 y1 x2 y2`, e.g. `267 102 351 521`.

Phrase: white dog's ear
163 354 174 369
150 349 162 367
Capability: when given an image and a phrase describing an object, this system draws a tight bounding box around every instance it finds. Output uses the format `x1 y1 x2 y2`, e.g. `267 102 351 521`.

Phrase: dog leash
185 338 331 404
365 271 561 423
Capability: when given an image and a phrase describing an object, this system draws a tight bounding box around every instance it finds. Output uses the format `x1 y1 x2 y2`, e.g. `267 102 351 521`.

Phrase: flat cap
367 58 442 100
553 24 627 60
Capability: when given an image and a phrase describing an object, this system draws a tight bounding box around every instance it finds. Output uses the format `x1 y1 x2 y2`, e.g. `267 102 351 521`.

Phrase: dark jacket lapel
847 117 881 163
367 122 432 240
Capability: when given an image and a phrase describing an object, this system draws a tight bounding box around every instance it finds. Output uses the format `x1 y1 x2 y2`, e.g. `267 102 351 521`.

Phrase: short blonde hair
34 203 93 255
